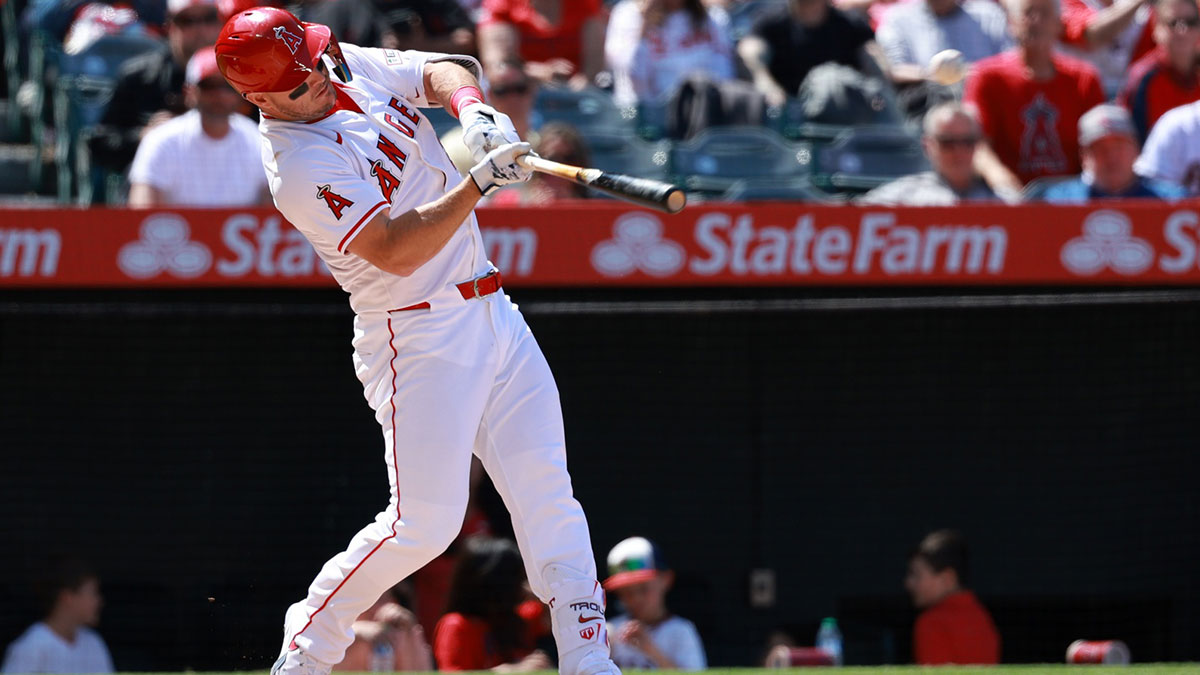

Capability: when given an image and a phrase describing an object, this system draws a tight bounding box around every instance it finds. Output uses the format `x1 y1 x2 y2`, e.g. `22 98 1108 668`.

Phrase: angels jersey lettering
260 44 490 318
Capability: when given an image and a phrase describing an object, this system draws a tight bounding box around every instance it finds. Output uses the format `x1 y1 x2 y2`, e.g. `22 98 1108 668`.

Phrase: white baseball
928 49 967 86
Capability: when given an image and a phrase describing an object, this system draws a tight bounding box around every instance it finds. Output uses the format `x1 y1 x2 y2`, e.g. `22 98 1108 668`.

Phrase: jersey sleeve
341 44 482 109
963 64 998 142
271 145 390 256
1060 0 1095 46
433 614 487 671
1135 111 1187 183
875 13 913 67
1079 64 1105 109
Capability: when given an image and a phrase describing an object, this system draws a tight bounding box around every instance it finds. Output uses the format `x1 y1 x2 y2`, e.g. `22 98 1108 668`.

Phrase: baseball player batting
213 8 619 675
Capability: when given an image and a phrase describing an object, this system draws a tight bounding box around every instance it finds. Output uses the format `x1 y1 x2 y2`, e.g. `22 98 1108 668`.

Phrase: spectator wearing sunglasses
89 0 224 176
857 102 1013 205
441 60 539 176
127 47 269 207
1119 0 1200 141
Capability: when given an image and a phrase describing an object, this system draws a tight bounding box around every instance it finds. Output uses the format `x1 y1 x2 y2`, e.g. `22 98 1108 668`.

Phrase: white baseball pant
283 289 598 665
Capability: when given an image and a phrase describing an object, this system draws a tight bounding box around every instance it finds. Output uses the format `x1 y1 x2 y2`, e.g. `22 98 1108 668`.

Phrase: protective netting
0 288 1196 669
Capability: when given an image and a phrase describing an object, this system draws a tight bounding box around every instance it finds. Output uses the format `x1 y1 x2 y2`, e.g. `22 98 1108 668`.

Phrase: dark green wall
1 288 1196 669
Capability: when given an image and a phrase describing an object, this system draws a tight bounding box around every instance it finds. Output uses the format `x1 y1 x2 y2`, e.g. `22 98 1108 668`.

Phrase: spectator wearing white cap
128 47 269 207
1039 103 1185 200
89 0 223 175
603 537 706 671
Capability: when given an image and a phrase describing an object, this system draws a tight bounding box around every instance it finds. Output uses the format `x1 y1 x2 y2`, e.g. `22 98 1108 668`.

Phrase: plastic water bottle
369 640 394 672
816 617 844 666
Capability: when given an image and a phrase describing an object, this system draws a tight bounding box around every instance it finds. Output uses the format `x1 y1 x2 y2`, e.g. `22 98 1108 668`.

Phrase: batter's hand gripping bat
515 154 687 214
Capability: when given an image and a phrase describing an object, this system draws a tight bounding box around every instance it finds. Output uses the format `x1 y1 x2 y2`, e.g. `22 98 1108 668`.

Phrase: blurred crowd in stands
3 528 999 671
5 0 1200 206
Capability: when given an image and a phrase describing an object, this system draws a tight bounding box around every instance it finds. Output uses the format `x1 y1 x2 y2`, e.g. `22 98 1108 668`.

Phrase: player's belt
456 270 502 300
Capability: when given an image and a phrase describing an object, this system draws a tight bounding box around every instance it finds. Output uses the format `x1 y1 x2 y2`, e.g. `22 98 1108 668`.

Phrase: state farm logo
591 212 686 277
1061 210 1154 276
118 214 212 279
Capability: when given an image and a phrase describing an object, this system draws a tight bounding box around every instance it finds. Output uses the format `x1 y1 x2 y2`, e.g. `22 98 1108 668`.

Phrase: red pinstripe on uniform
337 200 389 253
289 318 404 650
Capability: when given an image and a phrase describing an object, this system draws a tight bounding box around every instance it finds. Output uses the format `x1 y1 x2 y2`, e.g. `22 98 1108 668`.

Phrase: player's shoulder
961 0 1007 18
1154 100 1200 131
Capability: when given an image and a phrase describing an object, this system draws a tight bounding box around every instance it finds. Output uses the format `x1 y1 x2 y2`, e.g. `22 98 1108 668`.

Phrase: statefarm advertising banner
4 202 1200 287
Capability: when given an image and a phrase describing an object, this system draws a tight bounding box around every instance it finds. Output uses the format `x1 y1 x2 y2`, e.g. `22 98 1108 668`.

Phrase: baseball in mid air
928 49 967 86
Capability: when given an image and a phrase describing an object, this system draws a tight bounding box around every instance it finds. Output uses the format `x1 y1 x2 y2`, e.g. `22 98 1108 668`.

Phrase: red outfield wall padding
3 202 1200 287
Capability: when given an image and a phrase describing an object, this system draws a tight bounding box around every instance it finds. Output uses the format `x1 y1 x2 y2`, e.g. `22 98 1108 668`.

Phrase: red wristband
449 85 485 118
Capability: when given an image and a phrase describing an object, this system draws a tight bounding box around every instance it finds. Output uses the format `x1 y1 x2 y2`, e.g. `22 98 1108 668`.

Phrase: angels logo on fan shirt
1019 93 1068 176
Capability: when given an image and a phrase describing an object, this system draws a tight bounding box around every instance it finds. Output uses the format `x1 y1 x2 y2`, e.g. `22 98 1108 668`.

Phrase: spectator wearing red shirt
1060 0 1156 95
477 0 608 89
904 530 1000 665
1119 0 1200 140
965 0 1105 192
432 537 552 671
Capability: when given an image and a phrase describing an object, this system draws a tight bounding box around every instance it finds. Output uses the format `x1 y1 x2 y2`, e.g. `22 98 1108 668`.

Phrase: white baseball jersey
1135 100 1200 195
258 43 612 674
262 44 490 316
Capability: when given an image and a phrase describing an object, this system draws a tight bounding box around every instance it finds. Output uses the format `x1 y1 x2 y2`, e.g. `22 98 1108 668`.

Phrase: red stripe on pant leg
289 318 404 650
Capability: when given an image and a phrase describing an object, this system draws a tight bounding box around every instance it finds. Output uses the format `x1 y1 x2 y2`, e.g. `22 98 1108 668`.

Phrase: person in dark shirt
1040 103 1185 201
737 0 884 107
87 0 222 173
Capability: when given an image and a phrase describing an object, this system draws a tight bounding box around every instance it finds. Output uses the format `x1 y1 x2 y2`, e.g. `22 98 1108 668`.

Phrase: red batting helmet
216 0 282 23
215 6 348 95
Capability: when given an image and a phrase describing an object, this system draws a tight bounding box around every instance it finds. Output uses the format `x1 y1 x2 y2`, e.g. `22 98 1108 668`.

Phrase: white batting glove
469 142 533 196
460 102 521 163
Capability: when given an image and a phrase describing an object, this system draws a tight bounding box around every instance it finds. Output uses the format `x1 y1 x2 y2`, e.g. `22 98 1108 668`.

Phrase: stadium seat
2 0 21 139
668 126 815 199
585 131 671 180
718 175 843 203
809 125 929 194
532 85 634 135
52 31 162 203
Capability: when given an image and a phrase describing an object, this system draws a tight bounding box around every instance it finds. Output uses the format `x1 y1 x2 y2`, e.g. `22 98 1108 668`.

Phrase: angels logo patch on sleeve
384 49 404 66
316 184 354 220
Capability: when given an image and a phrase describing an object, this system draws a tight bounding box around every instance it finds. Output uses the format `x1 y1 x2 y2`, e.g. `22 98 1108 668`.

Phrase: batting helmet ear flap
325 31 352 83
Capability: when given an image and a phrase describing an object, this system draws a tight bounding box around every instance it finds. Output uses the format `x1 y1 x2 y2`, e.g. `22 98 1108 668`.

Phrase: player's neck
43 613 81 644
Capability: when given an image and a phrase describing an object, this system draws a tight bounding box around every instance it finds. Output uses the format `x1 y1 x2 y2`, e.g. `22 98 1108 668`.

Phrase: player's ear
244 92 268 107
660 570 675 592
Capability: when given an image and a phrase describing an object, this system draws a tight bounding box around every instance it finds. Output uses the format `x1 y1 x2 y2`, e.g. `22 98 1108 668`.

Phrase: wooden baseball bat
515 154 687 214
